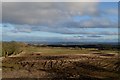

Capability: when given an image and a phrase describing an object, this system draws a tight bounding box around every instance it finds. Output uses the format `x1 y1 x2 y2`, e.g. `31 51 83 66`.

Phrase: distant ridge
26 41 119 46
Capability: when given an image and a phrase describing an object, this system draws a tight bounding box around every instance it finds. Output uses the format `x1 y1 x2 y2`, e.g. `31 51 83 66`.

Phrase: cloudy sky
1 2 119 42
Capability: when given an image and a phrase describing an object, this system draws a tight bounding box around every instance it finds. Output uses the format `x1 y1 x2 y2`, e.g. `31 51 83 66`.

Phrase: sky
1 2 119 42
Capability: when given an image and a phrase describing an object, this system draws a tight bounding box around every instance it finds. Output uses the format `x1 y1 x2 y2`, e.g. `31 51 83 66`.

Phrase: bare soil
2 52 120 80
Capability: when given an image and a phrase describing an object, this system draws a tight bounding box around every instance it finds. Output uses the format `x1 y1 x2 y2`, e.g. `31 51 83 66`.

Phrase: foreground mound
2 53 120 80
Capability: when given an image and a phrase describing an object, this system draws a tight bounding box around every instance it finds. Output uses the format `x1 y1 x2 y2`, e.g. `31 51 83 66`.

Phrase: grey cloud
74 35 84 38
0 2 1 23
104 8 118 15
2 2 118 37
60 17 117 28
2 2 118 29
87 35 103 38
100 31 118 35
2 2 98 25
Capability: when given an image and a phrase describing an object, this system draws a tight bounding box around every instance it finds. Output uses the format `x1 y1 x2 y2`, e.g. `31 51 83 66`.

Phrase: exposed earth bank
2 52 120 80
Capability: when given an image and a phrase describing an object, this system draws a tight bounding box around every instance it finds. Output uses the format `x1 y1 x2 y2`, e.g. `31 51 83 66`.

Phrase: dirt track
2 52 120 80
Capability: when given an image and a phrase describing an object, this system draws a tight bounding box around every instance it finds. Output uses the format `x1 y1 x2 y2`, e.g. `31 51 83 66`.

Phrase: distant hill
26 41 119 45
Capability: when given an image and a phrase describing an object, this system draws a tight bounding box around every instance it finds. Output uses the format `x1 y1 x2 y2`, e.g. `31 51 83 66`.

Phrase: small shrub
2 41 23 57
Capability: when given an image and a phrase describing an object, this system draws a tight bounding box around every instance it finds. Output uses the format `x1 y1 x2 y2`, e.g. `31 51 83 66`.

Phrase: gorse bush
2 41 23 57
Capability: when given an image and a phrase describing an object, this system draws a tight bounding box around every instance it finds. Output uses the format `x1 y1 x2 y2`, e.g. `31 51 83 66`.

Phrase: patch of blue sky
72 15 91 22
99 2 118 9
69 28 118 34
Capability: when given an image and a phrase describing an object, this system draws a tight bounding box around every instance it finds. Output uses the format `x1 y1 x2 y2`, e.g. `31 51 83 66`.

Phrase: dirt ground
2 52 120 80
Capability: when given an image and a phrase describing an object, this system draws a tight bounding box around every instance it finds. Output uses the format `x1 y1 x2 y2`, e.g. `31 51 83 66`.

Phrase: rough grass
1 42 119 57
1 42 26 57
0 42 2 57
24 46 119 56
2 51 120 79
1 42 120 79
